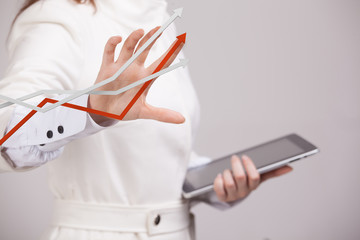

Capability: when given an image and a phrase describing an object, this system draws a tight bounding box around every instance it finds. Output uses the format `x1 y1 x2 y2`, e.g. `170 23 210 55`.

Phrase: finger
134 26 161 65
140 104 185 124
261 166 293 183
143 42 184 96
117 29 145 63
223 169 237 201
102 36 122 65
214 174 227 202
147 40 185 74
242 155 260 190
230 155 247 198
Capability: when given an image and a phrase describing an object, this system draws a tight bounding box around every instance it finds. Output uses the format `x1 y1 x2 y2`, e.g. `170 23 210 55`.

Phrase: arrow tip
173 8 183 17
176 33 186 43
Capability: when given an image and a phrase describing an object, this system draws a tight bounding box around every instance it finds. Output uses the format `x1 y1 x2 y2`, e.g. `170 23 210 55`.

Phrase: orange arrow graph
0 33 186 147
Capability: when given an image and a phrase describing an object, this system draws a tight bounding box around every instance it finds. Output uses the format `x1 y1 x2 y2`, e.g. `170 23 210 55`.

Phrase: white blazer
0 0 238 239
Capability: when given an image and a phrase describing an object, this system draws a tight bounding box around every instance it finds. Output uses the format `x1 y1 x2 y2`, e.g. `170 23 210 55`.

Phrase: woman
0 0 292 239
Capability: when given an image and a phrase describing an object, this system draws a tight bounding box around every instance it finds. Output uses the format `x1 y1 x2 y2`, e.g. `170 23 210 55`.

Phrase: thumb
140 104 185 124
260 166 293 183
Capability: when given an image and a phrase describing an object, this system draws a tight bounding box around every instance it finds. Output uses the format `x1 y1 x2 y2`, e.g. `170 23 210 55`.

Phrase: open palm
88 27 185 125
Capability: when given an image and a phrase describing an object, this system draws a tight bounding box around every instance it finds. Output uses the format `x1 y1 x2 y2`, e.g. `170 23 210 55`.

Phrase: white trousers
40 199 196 240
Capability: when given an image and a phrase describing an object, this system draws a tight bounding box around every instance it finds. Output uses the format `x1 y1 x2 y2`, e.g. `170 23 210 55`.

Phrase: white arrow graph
0 8 184 112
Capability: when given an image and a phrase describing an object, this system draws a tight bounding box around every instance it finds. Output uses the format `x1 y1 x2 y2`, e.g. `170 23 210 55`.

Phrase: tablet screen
186 138 305 189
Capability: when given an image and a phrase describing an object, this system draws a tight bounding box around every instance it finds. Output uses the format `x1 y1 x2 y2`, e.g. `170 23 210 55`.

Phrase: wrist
87 95 119 127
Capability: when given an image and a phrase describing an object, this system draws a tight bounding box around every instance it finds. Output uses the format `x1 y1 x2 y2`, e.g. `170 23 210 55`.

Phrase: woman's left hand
213 155 293 202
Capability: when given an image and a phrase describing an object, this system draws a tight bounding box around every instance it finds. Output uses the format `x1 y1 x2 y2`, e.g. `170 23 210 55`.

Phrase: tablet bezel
182 133 319 199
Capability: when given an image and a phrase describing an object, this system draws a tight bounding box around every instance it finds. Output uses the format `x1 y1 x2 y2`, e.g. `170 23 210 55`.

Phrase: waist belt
51 199 192 235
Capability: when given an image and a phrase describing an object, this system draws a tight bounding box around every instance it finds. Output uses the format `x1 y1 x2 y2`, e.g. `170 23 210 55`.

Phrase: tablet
182 133 319 198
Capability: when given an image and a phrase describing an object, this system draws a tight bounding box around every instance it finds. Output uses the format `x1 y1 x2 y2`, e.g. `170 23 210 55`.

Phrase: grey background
0 0 359 239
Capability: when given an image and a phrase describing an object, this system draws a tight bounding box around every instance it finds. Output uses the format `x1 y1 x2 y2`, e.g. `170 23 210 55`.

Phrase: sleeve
0 2 111 172
1 94 115 171
187 151 245 210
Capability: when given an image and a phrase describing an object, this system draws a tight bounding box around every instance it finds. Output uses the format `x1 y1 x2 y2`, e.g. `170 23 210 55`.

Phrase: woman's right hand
213 155 293 203
88 27 185 125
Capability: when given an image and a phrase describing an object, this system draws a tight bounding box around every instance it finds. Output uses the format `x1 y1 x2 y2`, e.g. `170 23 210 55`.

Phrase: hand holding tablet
213 155 293 202
183 133 319 199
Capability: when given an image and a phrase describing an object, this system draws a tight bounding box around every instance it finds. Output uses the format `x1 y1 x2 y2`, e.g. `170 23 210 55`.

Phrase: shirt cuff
1 94 118 168
190 189 246 211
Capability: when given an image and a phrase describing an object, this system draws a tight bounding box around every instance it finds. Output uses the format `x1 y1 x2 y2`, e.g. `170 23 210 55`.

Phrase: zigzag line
0 33 186 147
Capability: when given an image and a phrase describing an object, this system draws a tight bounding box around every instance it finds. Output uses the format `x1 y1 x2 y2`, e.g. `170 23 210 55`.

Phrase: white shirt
0 0 240 238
